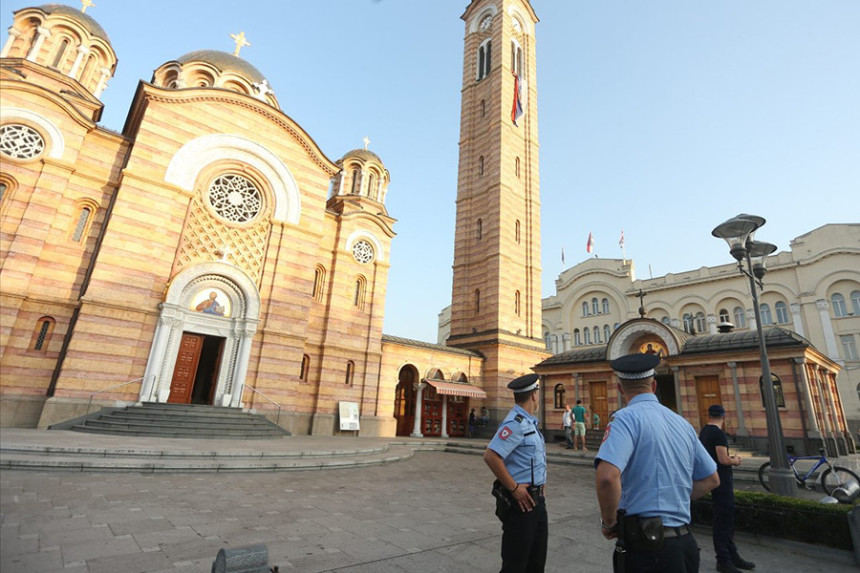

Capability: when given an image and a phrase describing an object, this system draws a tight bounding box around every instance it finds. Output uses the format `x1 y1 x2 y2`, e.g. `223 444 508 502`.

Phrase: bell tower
448 0 547 404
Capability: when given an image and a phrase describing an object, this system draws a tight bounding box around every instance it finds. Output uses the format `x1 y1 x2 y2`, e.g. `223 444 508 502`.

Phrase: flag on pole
561 248 565 265
586 232 594 253
511 72 523 126
619 229 624 248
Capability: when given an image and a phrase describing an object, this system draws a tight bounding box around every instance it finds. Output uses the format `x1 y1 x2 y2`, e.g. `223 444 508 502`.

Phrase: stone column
794 357 820 437
229 327 255 407
441 395 449 438
93 67 111 98
411 382 426 437
68 45 90 79
815 367 834 443
727 362 747 436
816 299 841 359
707 314 717 334
1 27 21 58
562 332 570 352
672 366 683 415
25 26 50 62
790 303 806 338
670 318 680 329
140 310 177 402
747 308 757 331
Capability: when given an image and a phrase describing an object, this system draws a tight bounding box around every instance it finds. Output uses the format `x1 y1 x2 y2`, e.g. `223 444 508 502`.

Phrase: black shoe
732 557 755 570
716 562 740 573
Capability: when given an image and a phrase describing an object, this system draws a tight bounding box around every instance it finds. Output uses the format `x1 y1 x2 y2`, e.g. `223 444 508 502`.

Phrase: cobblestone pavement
1 450 855 572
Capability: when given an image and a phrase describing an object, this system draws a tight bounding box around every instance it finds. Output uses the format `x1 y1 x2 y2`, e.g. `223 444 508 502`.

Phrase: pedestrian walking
469 408 477 438
595 353 719 573
562 404 574 449
699 404 756 572
573 399 588 451
484 373 548 572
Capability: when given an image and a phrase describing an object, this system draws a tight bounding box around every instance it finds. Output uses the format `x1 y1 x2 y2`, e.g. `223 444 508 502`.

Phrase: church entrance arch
394 365 419 436
140 262 260 408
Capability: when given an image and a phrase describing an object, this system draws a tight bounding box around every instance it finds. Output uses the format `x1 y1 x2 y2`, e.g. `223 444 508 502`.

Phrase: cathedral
1 1 853 455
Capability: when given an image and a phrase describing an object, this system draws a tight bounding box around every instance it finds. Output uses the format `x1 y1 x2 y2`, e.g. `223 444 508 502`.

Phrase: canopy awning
424 379 487 398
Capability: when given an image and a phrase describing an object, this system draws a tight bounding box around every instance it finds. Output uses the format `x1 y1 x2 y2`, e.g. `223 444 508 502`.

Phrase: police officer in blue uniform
595 353 719 573
484 373 548 573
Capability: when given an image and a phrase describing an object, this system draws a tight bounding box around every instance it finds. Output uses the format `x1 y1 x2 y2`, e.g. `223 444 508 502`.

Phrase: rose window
207 174 262 223
0 124 45 160
352 240 374 264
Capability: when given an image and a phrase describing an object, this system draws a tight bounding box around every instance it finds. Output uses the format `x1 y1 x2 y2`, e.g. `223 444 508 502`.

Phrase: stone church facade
0 1 546 436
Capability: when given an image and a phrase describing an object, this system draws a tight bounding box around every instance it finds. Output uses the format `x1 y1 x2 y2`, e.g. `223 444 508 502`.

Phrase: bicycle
758 448 860 495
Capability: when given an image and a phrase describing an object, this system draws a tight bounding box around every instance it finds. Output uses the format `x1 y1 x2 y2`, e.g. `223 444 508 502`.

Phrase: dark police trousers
500 493 547 573
614 525 699 573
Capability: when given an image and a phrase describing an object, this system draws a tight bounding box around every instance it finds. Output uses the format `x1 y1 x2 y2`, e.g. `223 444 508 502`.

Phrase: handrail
85 376 146 419
242 385 283 429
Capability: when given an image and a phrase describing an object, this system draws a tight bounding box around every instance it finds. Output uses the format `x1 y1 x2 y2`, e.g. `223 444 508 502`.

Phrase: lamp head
748 240 777 279
712 214 765 261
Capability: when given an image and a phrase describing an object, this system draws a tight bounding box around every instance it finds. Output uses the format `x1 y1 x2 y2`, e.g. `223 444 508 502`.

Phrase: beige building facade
0 1 544 436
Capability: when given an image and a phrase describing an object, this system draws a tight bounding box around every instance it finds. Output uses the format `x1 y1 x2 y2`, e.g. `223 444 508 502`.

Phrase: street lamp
712 214 797 497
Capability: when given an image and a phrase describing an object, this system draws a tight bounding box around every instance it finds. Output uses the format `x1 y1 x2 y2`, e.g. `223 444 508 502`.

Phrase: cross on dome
362 136 370 150
81 0 95 13
230 31 250 57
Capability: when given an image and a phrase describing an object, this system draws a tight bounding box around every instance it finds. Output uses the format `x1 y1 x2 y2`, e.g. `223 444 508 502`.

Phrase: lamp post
712 214 797 497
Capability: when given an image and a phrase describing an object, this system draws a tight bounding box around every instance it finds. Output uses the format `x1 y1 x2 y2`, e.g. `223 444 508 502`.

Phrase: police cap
508 373 540 393
708 404 726 417
610 353 661 380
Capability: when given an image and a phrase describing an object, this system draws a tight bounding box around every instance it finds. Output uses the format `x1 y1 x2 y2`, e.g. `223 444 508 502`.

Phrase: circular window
352 240 374 264
480 15 492 32
207 174 262 223
0 124 45 160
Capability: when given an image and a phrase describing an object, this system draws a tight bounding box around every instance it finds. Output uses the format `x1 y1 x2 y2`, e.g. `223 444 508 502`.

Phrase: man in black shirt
699 405 755 573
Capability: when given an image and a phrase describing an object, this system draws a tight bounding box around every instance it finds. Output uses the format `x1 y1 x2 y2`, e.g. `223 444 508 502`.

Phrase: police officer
484 373 548 573
595 353 719 573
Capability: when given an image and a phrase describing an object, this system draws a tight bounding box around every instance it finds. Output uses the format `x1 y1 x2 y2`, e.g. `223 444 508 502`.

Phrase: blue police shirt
595 393 716 527
487 404 547 486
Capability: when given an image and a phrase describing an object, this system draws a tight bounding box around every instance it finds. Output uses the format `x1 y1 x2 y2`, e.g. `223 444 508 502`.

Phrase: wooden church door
168 333 203 403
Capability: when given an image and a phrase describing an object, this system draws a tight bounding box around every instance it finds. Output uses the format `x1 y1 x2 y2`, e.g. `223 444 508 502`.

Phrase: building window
584 328 591 345
475 289 480 314
477 39 492 80
573 329 581 346
51 38 69 69
479 155 484 176
694 312 706 333
300 354 310 382
350 169 360 194
515 156 520 178
760 373 786 408
733 306 747 328
582 302 589 317
367 173 376 197
515 290 521 316
352 240 374 264
515 220 520 244
208 173 262 223
841 335 859 361
312 266 326 301
71 206 92 243
476 218 482 240
775 301 789 324
30 317 55 351
592 298 599 315
760 303 773 325
544 331 551 350
0 124 46 160
832 293 847 318
354 276 366 309
851 290 860 315
345 360 354 385
480 99 486 117
604 324 611 342
661 316 671 326
683 313 694 333
602 298 609 314
554 384 565 409
719 308 730 323
592 326 600 343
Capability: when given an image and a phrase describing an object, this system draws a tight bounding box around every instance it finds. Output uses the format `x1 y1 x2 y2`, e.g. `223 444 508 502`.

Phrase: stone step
86 414 277 428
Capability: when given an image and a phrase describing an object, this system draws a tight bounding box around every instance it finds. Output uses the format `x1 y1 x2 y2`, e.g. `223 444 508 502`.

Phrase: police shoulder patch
601 423 611 443
499 426 513 440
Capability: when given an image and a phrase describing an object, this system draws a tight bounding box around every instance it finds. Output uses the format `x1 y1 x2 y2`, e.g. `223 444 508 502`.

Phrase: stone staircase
67 402 290 439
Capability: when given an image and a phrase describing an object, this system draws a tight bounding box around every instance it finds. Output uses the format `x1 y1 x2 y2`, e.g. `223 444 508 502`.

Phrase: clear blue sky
4 1 858 342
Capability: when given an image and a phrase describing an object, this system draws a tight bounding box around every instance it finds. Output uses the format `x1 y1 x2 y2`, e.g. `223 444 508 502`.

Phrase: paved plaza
1 437 856 573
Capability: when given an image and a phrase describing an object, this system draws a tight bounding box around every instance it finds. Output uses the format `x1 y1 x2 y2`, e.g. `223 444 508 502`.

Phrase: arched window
515 157 520 178
312 266 325 301
477 39 492 80
593 326 600 343
345 360 354 385
476 218 483 240
661 316 671 326
582 302 589 317
515 220 520 244
851 290 860 315
544 331 551 350
479 155 484 176
71 206 92 243
775 301 789 324
475 289 481 314
300 354 310 382
51 38 69 69
718 308 730 323
602 298 609 314
694 312 706 333
350 168 360 194
760 373 785 408
832 293 847 318
683 313 694 333
604 324 611 342
515 290 521 316
584 328 591 345
30 316 55 352
614 323 620 331
367 173 376 198
592 298 599 315
480 99 486 117
354 276 366 309
760 303 773 325
573 329 581 346
554 384 565 409
733 306 747 328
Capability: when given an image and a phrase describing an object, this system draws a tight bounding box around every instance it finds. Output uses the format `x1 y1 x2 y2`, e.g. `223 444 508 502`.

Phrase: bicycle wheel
821 466 860 496
758 462 772 492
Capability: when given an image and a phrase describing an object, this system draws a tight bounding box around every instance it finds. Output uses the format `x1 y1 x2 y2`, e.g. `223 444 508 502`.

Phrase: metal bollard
211 544 269 573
